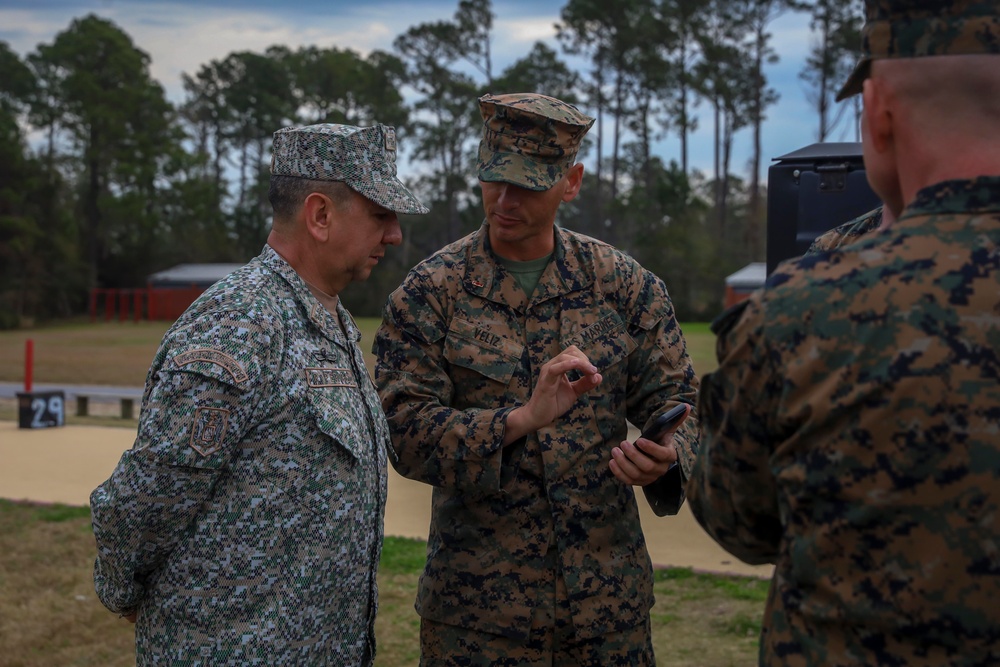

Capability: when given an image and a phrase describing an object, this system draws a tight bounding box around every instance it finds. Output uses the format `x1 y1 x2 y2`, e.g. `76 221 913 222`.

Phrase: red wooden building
723 262 766 309
90 263 244 322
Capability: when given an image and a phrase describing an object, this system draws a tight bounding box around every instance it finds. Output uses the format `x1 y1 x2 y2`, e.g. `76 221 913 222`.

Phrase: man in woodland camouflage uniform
90 123 428 665
806 205 890 253
373 93 699 665
687 0 1000 665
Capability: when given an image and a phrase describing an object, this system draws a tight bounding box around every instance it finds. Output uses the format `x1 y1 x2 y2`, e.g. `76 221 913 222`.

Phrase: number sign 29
17 391 65 429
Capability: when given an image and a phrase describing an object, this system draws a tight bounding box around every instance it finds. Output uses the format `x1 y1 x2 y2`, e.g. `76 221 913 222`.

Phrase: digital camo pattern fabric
270 123 428 215
90 244 389 666
861 0 1000 59
477 93 595 191
806 206 884 254
373 222 699 640
687 176 1000 666
419 579 656 667
838 0 1000 99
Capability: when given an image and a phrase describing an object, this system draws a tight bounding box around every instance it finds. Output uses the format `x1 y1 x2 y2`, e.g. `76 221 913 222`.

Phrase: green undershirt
497 253 552 298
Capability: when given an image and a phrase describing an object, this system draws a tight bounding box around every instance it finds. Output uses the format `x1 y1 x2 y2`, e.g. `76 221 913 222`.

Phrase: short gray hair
268 175 354 220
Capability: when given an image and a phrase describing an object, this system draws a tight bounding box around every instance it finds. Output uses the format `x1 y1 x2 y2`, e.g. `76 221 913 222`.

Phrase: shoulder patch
189 407 230 457
173 348 249 384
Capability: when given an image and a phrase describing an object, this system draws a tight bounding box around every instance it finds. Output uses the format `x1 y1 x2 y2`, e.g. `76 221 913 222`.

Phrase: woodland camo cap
477 93 595 191
270 123 429 215
836 0 1000 101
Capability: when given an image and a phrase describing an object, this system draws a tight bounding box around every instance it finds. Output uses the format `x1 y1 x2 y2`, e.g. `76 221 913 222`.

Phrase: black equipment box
766 142 882 275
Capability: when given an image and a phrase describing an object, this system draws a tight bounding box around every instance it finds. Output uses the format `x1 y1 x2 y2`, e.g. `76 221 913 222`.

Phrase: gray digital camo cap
270 123 429 215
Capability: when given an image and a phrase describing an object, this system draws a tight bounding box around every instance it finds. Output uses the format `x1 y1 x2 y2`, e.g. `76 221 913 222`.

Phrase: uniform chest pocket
254 387 368 516
444 318 524 387
564 312 637 371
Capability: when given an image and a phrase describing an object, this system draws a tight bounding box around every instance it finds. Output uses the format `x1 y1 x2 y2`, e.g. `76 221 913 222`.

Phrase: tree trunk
484 35 493 88
238 140 249 211
611 72 624 216
679 47 689 175
640 97 653 195
721 109 733 240
258 137 269 222
594 74 605 234
85 130 103 290
213 121 224 210
713 96 721 216
749 24 765 260
818 15 831 141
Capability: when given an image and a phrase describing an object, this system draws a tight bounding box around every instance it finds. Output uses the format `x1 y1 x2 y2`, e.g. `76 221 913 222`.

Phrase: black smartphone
639 403 688 442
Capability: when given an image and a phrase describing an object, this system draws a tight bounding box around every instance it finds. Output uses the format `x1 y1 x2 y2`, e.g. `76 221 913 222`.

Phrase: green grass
0 318 718 431
0 321 756 666
0 317 717 390
32 503 94 523
0 500 766 666
679 321 713 337
657 566 770 602
379 536 429 574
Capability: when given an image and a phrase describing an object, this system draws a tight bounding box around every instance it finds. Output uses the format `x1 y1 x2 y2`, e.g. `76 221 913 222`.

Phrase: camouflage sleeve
619 267 701 516
806 206 883 255
685 297 783 564
373 273 511 493
89 311 267 614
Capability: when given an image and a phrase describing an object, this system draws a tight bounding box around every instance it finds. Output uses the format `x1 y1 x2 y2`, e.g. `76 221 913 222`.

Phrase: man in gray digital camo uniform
687 0 1000 665
90 123 428 665
373 93 700 665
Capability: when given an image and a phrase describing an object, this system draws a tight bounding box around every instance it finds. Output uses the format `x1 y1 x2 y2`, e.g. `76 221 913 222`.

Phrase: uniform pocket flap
253 390 366 516
304 387 365 460
563 312 636 369
444 318 522 385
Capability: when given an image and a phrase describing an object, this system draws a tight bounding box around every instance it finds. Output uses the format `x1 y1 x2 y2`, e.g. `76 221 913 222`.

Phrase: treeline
0 0 861 327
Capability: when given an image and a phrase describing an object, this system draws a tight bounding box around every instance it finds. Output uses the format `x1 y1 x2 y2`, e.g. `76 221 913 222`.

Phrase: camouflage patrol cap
836 0 1000 101
271 123 429 215
477 93 595 192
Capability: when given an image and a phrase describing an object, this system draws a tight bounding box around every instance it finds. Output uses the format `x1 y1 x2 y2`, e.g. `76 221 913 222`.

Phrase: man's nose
384 217 402 246
497 183 521 208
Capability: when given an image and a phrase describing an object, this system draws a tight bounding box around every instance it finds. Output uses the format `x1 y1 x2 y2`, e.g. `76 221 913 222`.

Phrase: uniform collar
464 222 597 309
259 244 359 345
902 176 1000 221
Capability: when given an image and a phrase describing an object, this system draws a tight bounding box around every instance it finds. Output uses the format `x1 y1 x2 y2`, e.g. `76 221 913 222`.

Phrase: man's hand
609 404 691 486
504 345 602 444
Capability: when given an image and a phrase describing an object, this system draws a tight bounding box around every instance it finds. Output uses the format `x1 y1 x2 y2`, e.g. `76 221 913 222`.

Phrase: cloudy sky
0 0 860 182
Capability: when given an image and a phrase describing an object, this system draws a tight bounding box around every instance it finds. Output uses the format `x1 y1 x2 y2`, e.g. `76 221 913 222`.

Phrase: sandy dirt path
0 421 773 579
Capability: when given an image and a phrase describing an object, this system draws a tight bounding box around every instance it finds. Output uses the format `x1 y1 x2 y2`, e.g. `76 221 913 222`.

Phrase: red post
24 339 33 392
105 289 114 322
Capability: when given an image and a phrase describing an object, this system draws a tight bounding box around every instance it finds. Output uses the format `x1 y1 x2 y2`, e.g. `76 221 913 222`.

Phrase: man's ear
862 78 892 155
862 75 905 217
302 192 332 242
561 163 585 203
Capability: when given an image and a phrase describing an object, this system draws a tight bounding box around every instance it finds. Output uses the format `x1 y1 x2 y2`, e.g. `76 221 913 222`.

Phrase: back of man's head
838 0 1000 211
